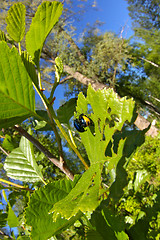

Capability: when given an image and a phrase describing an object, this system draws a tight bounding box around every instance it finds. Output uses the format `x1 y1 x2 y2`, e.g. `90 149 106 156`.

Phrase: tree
0 1 160 239
123 0 160 117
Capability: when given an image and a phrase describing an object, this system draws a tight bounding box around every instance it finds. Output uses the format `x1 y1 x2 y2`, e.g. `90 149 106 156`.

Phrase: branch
42 39 159 137
14 125 74 181
0 146 9 156
48 59 106 90
140 57 160 68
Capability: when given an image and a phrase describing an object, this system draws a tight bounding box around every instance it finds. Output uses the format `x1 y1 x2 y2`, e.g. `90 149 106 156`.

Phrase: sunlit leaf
26 1 63 66
6 3 26 42
25 176 81 240
51 85 136 220
0 41 35 128
4 131 44 183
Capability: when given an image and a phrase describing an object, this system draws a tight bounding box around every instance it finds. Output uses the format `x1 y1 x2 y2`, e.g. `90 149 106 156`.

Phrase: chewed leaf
51 85 136 220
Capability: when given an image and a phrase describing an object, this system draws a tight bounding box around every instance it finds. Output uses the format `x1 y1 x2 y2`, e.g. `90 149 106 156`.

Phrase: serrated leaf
0 41 35 128
4 133 44 183
25 176 81 240
6 3 26 42
51 85 136 220
26 1 63 66
57 98 77 126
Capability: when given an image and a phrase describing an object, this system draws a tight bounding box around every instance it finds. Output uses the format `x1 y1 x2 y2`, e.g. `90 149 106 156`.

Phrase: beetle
74 114 92 132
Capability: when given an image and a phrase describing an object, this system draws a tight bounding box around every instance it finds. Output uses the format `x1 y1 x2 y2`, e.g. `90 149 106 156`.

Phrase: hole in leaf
107 107 111 113
111 114 119 123
109 119 115 128
105 140 112 157
87 104 93 115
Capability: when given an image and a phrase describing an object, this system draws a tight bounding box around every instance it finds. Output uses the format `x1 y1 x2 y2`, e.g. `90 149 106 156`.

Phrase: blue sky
52 0 133 109
76 0 133 38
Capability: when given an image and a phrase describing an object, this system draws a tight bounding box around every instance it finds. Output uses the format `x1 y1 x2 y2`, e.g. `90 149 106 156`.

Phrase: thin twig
14 125 74 181
140 57 160 68
0 146 9 156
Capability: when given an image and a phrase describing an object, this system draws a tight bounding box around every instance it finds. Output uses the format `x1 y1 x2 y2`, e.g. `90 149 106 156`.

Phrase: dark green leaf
57 98 77 126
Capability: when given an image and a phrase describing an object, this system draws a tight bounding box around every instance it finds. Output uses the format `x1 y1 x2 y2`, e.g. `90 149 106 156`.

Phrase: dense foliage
0 1 159 239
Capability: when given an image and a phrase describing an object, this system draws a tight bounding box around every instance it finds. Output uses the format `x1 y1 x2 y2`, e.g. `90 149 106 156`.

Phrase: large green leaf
0 41 35 128
6 3 26 42
51 85 135 220
26 1 63 66
25 176 81 240
4 132 44 183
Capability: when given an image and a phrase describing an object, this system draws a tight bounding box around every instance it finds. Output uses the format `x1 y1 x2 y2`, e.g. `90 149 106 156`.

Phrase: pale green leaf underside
52 85 135 220
26 177 80 240
4 135 43 182
0 41 35 128
26 1 63 66
134 170 149 192
6 3 26 42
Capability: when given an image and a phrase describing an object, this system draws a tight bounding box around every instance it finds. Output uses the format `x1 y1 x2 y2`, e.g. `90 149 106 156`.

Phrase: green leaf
55 57 63 82
25 176 81 240
7 203 19 228
4 131 44 183
0 41 35 128
57 98 77 126
2 190 19 228
134 170 149 192
2 134 18 152
33 110 52 131
6 3 26 42
51 85 135 220
21 51 38 87
0 30 6 41
26 1 63 66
